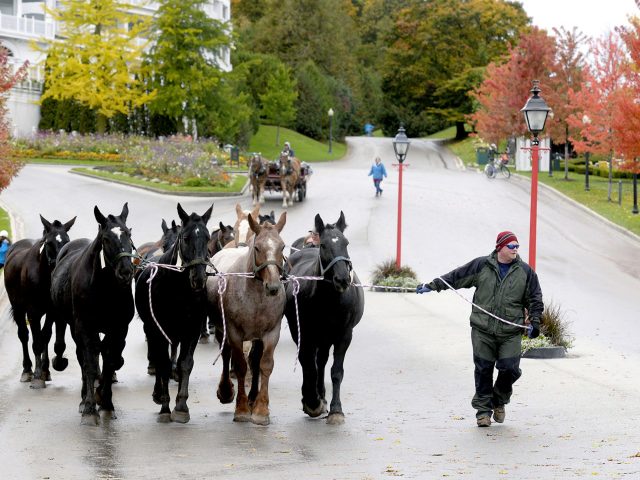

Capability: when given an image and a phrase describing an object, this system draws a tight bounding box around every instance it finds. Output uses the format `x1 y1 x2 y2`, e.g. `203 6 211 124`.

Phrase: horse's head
249 154 265 178
258 210 276 225
176 203 213 292
40 214 76 267
279 153 292 176
160 219 180 252
94 203 134 285
248 211 286 296
233 203 260 247
315 211 352 293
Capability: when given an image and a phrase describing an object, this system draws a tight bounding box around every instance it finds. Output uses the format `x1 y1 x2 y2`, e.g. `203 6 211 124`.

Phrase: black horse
3 215 76 387
207 222 235 257
50 203 135 425
258 210 276 225
283 212 364 424
135 203 212 423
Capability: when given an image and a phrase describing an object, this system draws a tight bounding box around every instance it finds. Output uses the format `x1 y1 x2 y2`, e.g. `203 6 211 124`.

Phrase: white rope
212 275 228 366
146 264 176 345
436 276 528 330
291 278 302 371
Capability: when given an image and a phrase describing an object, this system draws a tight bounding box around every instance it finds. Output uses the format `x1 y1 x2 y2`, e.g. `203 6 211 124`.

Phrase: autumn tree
383 0 529 137
471 28 558 144
39 0 154 133
0 47 27 193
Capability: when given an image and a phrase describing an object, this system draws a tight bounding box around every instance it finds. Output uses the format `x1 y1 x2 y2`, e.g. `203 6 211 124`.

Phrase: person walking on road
368 156 387 197
416 231 543 427
0 229 12 270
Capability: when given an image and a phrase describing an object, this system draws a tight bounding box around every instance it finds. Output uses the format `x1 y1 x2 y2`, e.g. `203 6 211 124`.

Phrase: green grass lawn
73 168 248 194
0 207 10 237
248 125 346 162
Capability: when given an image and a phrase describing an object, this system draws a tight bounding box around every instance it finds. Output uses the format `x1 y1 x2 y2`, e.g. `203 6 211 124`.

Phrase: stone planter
522 346 566 359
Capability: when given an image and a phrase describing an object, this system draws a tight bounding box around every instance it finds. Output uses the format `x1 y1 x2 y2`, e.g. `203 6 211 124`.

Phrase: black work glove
527 321 540 339
416 283 431 294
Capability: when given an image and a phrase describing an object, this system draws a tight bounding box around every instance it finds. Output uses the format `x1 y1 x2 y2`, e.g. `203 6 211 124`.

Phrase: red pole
396 162 403 270
529 140 539 270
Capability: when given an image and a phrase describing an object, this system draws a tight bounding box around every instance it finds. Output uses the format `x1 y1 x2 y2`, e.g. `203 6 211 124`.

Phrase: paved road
0 137 639 479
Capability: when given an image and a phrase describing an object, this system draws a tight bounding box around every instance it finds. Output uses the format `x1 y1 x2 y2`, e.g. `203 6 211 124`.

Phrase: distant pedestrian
416 231 543 427
0 229 12 270
368 156 387 197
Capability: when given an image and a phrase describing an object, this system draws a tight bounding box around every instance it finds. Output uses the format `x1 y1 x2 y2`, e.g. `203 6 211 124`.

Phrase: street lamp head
393 125 411 163
582 114 591 125
328 108 334 117
521 80 551 138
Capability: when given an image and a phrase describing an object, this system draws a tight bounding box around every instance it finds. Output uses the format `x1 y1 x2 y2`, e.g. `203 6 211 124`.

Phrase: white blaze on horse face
56 234 62 243
195 227 200 236
332 236 339 243
238 216 250 243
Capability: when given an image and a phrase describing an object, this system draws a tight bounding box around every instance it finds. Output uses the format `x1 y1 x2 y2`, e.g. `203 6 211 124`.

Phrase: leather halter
174 232 209 269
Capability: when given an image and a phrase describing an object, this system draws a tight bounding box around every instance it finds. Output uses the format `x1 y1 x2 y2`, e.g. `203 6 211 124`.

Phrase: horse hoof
80 413 100 426
147 366 156 376
44 371 52 382
217 386 235 404
327 412 345 425
30 378 46 389
20 371 33 383
100 408 117 420
250 413 270 426
52 356 68 372
111 372 118 383
233 411 251 423
170 409 190 423
157 413 172 423
302 400 327 418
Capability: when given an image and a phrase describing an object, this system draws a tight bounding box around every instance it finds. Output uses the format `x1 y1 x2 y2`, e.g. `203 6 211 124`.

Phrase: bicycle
484 153 511 179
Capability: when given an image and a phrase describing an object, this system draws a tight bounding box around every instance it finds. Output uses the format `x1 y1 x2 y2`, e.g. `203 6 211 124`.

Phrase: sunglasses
505 244 520 250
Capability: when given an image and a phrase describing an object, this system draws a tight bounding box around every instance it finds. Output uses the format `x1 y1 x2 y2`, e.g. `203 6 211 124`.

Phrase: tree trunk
454 121 468 140
96 113 107 134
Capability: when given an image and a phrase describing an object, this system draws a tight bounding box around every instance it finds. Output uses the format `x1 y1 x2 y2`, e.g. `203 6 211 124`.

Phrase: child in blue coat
368 157 387 196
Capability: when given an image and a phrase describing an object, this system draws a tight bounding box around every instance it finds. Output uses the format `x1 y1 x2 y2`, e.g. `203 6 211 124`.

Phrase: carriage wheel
298 184 306 202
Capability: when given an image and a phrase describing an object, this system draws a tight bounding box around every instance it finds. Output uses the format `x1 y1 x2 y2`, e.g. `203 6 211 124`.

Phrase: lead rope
436 276 529 331
291 278 302 371
146 263 186 345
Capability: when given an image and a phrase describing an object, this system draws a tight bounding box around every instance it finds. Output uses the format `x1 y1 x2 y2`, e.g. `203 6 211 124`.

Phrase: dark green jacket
428 252 543 336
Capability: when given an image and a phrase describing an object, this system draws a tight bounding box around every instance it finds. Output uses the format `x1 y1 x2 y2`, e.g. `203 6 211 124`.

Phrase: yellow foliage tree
36 0 155 132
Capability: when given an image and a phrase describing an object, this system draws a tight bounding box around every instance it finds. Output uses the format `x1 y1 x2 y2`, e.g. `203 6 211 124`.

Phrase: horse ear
177 203 189 224
120 202 129 222
314 214 325 235
250 204 260 220
201 204 213 225
64 216 77 232
235 203 242 217
336 211 347 232
275 211 287 233
94 206 107 226
248 212 261 235
161 219 168 233
40 214 52 231
219 221 225 231
171 220 177 229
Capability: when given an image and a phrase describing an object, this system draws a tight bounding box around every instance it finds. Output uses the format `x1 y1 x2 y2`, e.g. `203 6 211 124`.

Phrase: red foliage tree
470 28 558 144
0 46 27 193
612 16 640 173
567 31 627 158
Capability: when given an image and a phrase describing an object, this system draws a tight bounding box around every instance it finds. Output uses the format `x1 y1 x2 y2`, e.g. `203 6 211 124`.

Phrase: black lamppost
392 125 410 270
328 108 334 154
521 80 551 271
583 115 591 191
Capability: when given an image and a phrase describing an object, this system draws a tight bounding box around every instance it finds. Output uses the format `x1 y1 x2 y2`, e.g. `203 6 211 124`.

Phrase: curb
522 346 566 359
71 169 250 198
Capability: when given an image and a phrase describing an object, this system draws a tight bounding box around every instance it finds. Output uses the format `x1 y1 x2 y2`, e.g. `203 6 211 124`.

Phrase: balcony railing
0 12 55 39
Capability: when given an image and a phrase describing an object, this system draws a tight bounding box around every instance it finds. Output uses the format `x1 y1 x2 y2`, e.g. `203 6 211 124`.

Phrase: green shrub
521 300 573 353
370 259 418 292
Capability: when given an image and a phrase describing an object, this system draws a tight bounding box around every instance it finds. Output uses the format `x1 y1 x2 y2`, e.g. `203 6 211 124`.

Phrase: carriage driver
282 141 295 158
415 231 543 427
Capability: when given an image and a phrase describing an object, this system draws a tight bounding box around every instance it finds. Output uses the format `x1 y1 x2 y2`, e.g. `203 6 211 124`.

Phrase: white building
0 0 231 137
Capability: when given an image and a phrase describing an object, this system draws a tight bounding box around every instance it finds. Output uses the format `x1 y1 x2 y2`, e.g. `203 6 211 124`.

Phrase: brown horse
224 203 261 249
248 153 268 206
207 212 287 425
207 222 235 257
278 153 301 208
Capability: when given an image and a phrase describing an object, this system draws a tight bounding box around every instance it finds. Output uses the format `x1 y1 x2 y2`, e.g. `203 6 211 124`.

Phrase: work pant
373 178 382 194
470 327 522 417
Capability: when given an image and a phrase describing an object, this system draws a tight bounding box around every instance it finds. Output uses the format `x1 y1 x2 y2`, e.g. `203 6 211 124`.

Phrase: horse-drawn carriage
248 152 312 207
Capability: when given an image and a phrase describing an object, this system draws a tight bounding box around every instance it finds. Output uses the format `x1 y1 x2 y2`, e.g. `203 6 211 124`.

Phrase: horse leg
170 343 179 382
231 340 251 422
199 316 209 344
281 182 288 208
214 326 235 404
51 311 69 372
248 340 264 408
315 344 331 413
78 333 100 425
150 337 172 422
96 328 127 418
288 186 294 207
327 332 353 425
251 329 280 426
28 314 46 388
299 343 325 418
41 313 54 381
171 337 198 424
15 309 33 382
